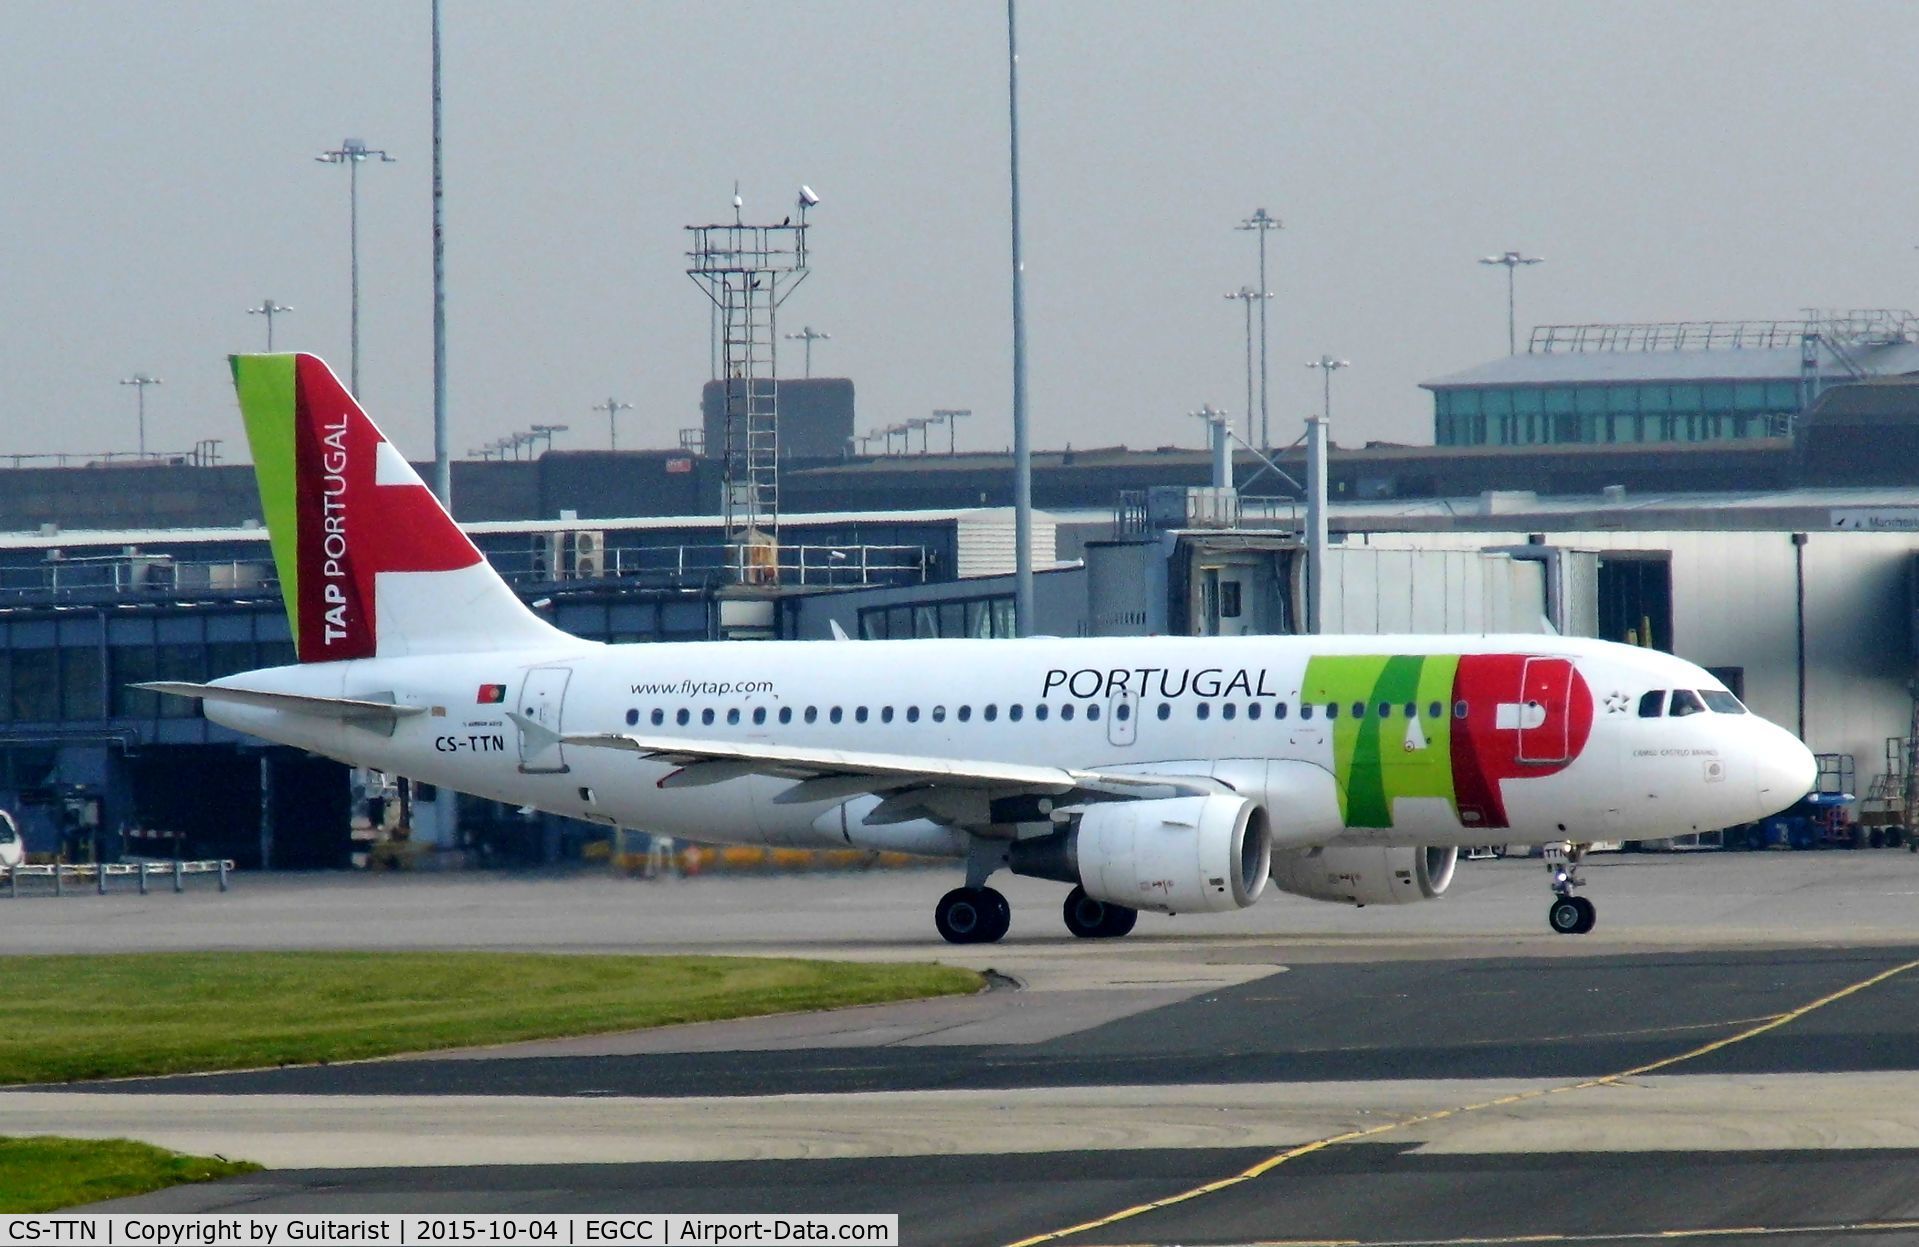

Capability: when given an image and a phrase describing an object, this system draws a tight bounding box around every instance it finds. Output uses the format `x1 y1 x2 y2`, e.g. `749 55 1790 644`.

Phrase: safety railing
1 859 233 897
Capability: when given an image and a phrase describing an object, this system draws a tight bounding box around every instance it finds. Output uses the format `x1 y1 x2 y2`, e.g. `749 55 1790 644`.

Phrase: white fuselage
205 633 1813 858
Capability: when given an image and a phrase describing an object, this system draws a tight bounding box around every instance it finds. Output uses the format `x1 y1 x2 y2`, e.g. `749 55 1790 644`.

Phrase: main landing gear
935 886 1011 944
1062 886 1138 939
1545 842 1596 935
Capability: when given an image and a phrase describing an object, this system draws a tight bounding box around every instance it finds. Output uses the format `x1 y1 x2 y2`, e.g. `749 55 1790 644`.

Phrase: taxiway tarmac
10 854 1919 1245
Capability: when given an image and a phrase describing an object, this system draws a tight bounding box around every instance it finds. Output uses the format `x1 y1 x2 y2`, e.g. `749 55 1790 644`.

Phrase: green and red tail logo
231 354 481 662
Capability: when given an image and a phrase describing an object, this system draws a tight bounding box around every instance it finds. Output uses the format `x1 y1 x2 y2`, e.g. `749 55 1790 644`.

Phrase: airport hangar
4 314 1919 868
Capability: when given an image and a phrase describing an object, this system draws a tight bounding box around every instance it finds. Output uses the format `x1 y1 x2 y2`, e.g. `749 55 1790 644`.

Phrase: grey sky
4 1 1916 468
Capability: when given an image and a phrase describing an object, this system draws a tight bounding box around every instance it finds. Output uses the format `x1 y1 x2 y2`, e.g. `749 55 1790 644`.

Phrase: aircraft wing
560 730 1222 822
138 682 426 721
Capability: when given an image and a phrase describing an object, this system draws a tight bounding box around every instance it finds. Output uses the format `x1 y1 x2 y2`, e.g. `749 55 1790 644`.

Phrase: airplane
143 354 1817 944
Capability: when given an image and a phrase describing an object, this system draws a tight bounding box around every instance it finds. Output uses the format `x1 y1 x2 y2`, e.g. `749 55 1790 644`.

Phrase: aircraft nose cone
1753 727 1817 818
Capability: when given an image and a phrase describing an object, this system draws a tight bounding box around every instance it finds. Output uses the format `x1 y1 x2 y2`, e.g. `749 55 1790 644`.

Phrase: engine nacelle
1267 844 1458 907
1010 794 1271 915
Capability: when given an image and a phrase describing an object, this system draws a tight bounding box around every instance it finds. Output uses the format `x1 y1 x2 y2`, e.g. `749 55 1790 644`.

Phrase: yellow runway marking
1005 957 1919 1247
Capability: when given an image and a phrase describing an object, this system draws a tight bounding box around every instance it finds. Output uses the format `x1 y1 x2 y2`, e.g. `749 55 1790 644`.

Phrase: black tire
1571 895 1597 935
976 887 1011 943
1099 902 1139 938
935 887 990 944
1063 886 1116 939
1548 897 1585 935
1888 826 1907 849
1870 827 1887 849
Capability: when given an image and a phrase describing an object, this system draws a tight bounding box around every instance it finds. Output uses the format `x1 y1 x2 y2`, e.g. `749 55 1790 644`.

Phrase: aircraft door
516 666 572 774
1516 657 1574 764
1106 687 1139 747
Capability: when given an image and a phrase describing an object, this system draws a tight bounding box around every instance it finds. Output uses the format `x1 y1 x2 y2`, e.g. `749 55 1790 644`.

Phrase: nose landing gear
1545 842 1596 935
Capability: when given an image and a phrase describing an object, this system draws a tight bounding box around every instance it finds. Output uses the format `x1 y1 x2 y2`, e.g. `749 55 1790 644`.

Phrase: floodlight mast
1225 287 1271 447
246 300 293 351
932 409 971 454
1478 250 1543 354
316 138 397 399
119 374 162 458
1007 0 1034 636
1236 208 1282 450
592 397 633 450
784 326 830 378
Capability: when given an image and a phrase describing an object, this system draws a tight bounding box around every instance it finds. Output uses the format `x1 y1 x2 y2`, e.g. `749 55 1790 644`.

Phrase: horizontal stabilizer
136 682 425 722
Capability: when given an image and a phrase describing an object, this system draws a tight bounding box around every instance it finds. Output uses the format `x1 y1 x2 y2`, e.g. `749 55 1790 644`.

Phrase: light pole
784 326 830 378
1225 287 1270 447
528 423 568 454
246 299 293 351
1007 0 1033 636
1478 250 1543 354
1305 355 1350 423
592 397 632 450
1236 208 1282 449
932 408 971 454
119 374 162 458
316 138 396 398
1188 404 1232 489
906 417 931 454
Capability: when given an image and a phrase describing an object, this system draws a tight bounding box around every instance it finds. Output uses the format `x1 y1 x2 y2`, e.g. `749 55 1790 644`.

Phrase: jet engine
1009 794 1271 914
1267 844 1458 907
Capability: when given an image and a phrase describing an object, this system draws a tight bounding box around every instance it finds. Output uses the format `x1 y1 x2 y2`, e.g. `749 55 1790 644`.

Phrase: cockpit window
1700 689 1747 714
1638 691 1665 718
1668 689 1707 717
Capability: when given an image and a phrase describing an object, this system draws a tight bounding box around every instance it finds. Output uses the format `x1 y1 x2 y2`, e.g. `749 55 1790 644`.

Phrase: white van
0 810 21 869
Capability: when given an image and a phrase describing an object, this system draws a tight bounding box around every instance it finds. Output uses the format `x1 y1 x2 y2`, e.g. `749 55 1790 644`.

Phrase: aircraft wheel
1064 886 1119 938
1548 896 1586 935
976 887 1011 943
936 887 995 944
1570 895 1596 934
1099 903 1139 938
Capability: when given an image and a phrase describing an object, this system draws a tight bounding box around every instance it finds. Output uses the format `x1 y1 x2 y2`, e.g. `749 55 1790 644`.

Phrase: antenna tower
686 189 810 563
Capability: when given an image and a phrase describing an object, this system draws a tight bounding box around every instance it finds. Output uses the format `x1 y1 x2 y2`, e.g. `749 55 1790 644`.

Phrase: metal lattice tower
686 195 810 554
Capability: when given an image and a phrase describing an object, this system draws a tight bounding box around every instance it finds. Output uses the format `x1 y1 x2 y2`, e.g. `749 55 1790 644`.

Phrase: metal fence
1 859 233 897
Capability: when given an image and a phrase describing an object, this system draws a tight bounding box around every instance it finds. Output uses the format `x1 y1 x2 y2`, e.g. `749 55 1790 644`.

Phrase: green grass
0 952 982 1085
0 1137 260 1213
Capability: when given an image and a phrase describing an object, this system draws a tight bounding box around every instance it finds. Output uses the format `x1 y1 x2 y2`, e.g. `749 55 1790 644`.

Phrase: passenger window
1404 703 1416 718
1669 689 1707 717
778 707 793 725
1300 704 1313 721
803 706 818 724
1156 703 1171 721
1352 702 1366 719
829 707 843 724
957 705 971 722
727 708 741 726
1247 703 1261 721
1010 704 1024 722
625 708 639 726
1222 703 1237 721
1060 704 1076 721
1197 703 1211 721
752 707 766 725
1035 704 1049 721
1326 703 1339 720
983 704 998 722
1275 702 1288 720
651 708 665 727
1086 704 1101 721
701 708 715 726
1378 704 1392 719
855 706 868 723
1638 691 1664 718
1701 690 1747 714
906 706 920 723
1115 703 1131 721
881 706 894 723
1454 700 1468 719
932 706 946 723
1428 701 1442 719
676 708 691 726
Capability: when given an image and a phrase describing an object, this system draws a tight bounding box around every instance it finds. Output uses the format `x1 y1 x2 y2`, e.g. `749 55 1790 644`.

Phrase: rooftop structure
1424 310 1919 448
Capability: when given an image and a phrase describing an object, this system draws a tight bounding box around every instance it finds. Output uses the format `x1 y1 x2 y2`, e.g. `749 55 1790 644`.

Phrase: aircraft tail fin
229 353 571 663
